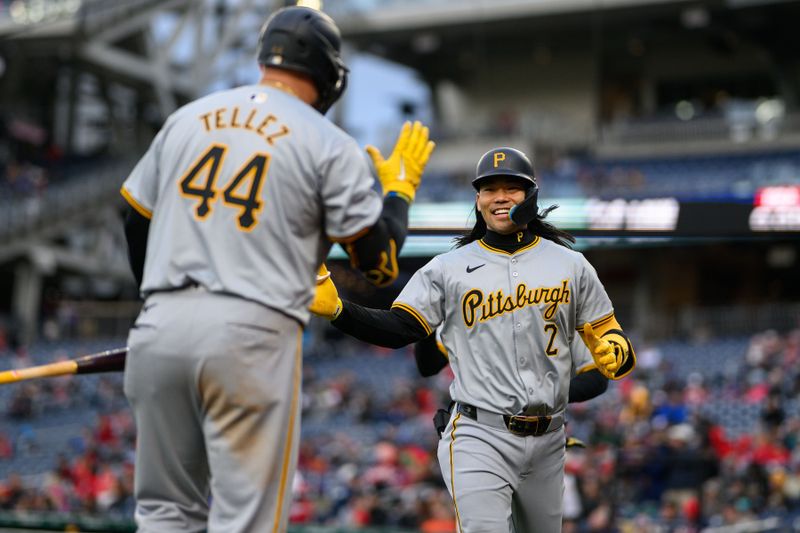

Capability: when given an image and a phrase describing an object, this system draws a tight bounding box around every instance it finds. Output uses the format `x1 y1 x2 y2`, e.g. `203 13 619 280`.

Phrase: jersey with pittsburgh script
393 237 613 416
121 84 382 324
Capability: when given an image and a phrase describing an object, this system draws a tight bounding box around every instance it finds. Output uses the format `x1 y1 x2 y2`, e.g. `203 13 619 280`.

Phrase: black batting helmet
257 7 348 114
472 147 536 190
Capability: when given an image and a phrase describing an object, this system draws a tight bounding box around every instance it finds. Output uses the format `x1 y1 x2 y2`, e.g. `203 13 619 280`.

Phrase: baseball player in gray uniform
119 7 434 533
310 147 634 532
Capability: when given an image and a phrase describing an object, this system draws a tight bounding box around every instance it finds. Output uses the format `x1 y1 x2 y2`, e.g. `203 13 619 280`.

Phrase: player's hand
309 264 342 320
365 120 435 202
583 323 621 379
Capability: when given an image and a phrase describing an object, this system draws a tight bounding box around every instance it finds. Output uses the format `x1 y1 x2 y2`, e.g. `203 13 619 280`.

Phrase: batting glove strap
597 329 635 380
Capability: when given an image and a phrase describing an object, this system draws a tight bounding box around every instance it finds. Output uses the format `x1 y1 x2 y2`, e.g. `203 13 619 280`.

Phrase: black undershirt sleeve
332 300 429 349
568 369 608 403
123 206 150 288
344 196 409 278
414 333 449 377
379 195 410 250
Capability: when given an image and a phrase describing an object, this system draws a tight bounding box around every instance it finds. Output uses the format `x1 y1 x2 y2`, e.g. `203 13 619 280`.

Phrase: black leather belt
456 403 563 437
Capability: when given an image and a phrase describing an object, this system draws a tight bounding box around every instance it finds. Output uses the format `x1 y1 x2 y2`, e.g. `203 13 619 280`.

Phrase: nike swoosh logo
466 264 486 273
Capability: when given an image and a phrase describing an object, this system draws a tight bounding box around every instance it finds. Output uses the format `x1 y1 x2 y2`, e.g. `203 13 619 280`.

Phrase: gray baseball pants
124 286 303 533
437 410 566 533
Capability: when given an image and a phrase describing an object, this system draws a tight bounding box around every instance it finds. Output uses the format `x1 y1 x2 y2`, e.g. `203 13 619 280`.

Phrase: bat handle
76 347 128 374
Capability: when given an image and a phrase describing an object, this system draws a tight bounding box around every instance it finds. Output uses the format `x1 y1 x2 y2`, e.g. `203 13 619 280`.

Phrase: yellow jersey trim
120 187 153 219
391 303 433 336
575 312 616 332
435 340 449 359
449 412 463 532
272 328 303 533
478 235 540 256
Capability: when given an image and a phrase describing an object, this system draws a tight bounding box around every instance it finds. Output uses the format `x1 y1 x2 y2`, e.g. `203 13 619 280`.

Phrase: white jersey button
512 272 518 277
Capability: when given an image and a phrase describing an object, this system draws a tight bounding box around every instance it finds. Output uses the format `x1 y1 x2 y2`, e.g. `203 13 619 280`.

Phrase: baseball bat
0 347 128 385
0 266 361 386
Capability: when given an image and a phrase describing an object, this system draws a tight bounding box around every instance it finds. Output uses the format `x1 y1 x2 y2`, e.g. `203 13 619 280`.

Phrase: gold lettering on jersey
230 107 241 128
265 125 290 145
243 109 258 130
198 107 291 146
199 113 212 132
255 114 277 135
215 108 227 129
461 280 571 328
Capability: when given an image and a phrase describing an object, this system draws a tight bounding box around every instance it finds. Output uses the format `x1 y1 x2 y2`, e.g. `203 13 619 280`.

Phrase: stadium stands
2 325 800 530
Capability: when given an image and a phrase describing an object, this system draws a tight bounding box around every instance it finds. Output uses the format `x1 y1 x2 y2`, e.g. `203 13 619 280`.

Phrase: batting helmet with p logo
472 147 539 226
472 147 535 190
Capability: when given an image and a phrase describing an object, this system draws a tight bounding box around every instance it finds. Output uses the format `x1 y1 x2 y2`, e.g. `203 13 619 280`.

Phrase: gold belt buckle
507 415 551 436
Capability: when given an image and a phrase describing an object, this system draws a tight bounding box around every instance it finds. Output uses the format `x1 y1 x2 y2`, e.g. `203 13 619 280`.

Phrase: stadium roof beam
1 0 272 122
335 0 800 154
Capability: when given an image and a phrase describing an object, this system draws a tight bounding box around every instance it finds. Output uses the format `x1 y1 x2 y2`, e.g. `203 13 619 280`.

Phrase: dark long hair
454 204 576 249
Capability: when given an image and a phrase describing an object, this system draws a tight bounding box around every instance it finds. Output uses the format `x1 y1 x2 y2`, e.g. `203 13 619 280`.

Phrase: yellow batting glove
566 436 587 449
309 264 342 320
583 323 620 379
365 120 435 202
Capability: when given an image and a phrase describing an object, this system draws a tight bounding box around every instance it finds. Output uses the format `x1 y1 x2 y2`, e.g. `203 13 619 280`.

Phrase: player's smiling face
476 176 528 234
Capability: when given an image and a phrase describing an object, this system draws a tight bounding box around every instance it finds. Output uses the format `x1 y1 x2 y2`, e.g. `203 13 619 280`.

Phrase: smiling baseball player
310 147 635 532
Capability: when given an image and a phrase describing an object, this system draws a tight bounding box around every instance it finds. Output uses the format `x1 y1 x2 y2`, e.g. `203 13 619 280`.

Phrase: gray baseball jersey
394 236 613 416
121 84 382 324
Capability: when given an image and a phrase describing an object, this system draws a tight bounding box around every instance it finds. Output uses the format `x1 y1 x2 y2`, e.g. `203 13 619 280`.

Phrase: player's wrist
331 298 343 320
384 182 416 202
385 190 413 203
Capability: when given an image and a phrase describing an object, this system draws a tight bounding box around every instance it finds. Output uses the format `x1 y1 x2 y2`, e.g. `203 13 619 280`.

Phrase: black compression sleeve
344 196 409 286
414 334 449 377
332 300 429 348
380 195 410 250
568 369 608 403
124 206 150 288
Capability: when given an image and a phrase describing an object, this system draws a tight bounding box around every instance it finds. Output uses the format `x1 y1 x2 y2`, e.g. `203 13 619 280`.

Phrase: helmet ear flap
316 56 348 114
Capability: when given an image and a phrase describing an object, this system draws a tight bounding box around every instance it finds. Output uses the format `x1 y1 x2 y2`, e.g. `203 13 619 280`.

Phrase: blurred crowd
1 326 800 531
0 114 56 202
0 334 135 516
